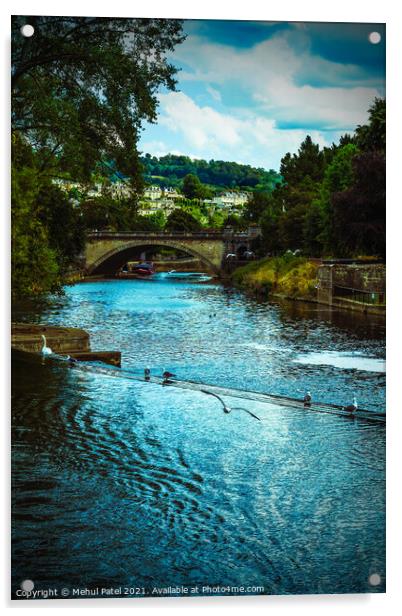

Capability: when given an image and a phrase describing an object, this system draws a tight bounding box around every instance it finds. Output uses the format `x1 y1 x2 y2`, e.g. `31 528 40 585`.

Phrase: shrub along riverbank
232 255 319 301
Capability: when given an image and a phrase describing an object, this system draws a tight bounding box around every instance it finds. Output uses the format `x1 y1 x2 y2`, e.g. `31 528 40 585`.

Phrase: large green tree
11 134 86 298
11 161 60 298
280 135 325 186
37 183 86 269
181 173 212 200
11 16 185 299
165 209 202 232
318 143 360 253
12 16 185 190
330 152 385 257
244 191 272 222
355 98 385 153
326 100 385 256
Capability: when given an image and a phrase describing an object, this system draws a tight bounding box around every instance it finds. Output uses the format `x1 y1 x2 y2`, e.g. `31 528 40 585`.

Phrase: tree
208 210 225 229
165 209 202 232
141 154 282 191
224 214 246 230
267 137 325 225
181 174 210 200
37 183 86 269
355 98 385 153
319 143 360 252
11 133 87 298
244 191 272 222
80 195 125 231
330 152 385 257
280 135 325 186
278 203 308 252
129 212 166 232
11 163 60 298
302 201 324 257
12 16 185 190
259 209 281 255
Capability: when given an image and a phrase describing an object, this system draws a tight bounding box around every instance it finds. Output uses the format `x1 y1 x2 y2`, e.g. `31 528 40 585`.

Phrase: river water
11 276 386 597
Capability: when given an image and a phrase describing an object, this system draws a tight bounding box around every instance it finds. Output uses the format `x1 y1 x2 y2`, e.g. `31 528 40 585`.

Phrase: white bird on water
41 334 52 356
201 389 261 421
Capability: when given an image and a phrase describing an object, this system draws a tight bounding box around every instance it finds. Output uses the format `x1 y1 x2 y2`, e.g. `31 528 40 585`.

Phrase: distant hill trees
140 153 282 192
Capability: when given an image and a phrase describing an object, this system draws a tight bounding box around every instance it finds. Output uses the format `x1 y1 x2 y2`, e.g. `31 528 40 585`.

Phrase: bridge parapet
86 230 256 241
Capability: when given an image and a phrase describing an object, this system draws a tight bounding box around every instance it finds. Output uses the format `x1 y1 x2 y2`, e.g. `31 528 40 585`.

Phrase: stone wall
11 323 90 354
317 263 386 307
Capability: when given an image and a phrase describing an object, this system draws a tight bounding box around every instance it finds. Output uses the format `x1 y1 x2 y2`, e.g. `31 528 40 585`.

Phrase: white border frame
2 2 401 614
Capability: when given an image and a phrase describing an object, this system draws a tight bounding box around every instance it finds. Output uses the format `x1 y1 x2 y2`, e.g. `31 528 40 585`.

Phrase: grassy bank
232 255 319 301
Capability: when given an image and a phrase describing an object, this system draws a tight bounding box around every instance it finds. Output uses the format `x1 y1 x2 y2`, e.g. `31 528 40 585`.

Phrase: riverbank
232 255 319 302
11 323 90 354
232 256 386 317
11 323 121 365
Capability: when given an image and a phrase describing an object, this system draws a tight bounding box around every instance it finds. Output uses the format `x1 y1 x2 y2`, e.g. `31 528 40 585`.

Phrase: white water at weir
293 351 386 373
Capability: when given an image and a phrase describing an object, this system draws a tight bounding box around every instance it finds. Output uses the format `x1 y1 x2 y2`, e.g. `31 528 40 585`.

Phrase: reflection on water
12 277 385 596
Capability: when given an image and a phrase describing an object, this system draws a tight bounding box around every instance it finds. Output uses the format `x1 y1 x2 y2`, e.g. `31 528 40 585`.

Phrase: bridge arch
86 239 221 276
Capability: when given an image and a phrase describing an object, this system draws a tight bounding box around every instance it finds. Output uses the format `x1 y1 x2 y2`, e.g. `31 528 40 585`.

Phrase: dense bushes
232 254 319 300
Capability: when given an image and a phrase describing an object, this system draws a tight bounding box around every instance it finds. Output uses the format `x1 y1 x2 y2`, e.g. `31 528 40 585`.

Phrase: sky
138 20 385 172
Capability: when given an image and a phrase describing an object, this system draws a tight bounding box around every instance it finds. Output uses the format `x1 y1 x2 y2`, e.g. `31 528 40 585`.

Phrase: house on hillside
208 191 251 214
143 185 163 201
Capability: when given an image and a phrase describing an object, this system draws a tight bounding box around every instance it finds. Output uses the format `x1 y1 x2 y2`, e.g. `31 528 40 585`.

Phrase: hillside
140 153 282 192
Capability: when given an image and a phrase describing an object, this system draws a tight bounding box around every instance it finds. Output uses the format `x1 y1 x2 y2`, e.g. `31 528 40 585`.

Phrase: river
11 275 386 597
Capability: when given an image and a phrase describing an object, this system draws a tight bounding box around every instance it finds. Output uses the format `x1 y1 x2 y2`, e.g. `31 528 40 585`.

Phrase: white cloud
140 139 206 161
172 31 382 131
158 92 241 149
140 27 384 168
151 91 343 169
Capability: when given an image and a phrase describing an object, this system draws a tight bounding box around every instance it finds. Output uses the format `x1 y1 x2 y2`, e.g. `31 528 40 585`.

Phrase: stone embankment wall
11 323 90 354
317 263 385 314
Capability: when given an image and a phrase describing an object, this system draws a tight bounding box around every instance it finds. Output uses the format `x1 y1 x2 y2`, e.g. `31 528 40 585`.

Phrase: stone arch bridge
84 229 260 276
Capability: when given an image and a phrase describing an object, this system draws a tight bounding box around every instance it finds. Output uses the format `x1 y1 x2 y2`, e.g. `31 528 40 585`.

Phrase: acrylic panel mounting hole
368 573 381 586
20 24 34 37
369 32 381 44
21 579 34 591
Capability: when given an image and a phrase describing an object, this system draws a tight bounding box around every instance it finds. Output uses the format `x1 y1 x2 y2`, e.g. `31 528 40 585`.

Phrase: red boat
117 262 155 278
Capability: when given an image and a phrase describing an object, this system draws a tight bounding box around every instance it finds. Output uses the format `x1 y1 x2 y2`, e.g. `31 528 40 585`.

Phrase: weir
48 356 386 423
